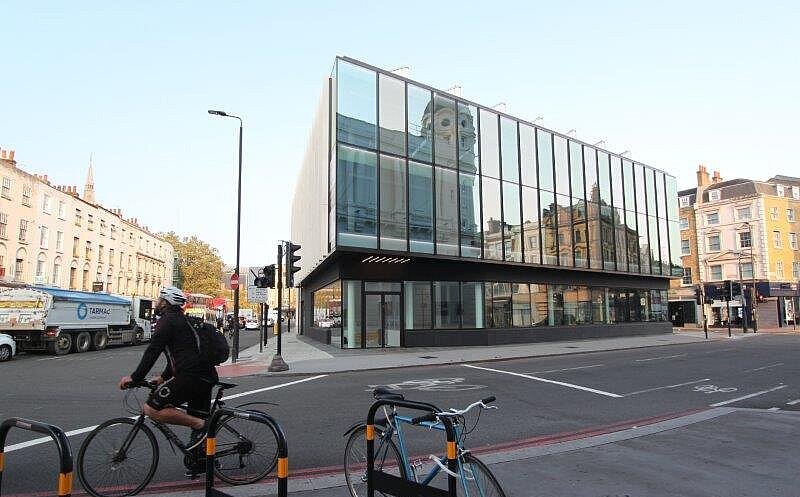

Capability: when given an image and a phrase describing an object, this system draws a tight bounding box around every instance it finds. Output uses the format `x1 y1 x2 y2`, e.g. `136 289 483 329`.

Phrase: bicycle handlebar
410 396 497 424
124 380 158 390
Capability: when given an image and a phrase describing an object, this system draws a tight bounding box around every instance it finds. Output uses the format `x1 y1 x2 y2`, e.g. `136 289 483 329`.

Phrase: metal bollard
0 417 73 497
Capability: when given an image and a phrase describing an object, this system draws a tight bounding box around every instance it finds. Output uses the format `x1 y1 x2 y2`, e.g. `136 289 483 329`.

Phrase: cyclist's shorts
147 376 213 413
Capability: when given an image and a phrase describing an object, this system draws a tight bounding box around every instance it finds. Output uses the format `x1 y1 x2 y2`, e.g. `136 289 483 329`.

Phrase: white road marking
634 354 687 362
710 385 787 407
528 364 605 374
625 378 711 396
768 407 780 411
786 399 800 406
743 362 784 373
463 364 622 398
4 374 328 453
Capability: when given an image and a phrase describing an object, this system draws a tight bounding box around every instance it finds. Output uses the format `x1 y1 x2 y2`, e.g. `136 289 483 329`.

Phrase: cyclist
118 286 218 473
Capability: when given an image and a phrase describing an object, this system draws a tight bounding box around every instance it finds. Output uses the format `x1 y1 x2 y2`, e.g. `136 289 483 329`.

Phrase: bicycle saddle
373 386 404 401
216 381 237 390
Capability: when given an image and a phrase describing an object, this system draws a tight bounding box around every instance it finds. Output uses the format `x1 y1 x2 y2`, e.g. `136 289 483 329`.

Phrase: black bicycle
77 380 279 497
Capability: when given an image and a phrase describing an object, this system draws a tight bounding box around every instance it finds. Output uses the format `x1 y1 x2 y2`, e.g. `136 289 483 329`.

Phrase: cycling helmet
159 286 187 306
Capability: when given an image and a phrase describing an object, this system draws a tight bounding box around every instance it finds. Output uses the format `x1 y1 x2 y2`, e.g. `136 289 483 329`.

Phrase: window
503 181 522 262
482 177 502 260
1 177 11 199
739 231 751 248
336 60 376 149
679 196 690 208
776 261 784 278
100 219 107 235
85 241 92 259
22 186 31 206
378 74 406 156
682 267 692 285
554 136 569 196
87 214 94 230
409 161 433 253
522 186 541 264
14 256 24 281
433 281 460 329
512 283 532 327
708 189 720 202
36 253 46 279
73 237 80 257
407 84 432 163
706 212 719 225
679 217 689 230
461 282 484 328
404 281 432 330
42 194 52 214
459 172 481 257
707 234 721 251
793 262 800 279
109 248 114 265
378 156 407 251
790 232 798 250
336 145 377 248
39 226 49 248
433 94 457 169
737 206 751 220
56 231 63 251
788 209 796 222
740 262 753 279
681 239 691 255
110 224 117 240
52 258 61 286
98 245 104 263
436 167 459 256
793 186 800 200
500 117 519 183
0 212 6 239
777 184 785 197
770 207 778 220
479 110 499 178
773 230 782 248
537 129 554 192
520 124 536 187
75 208 82 226
710 265 723 280
18 219 28 242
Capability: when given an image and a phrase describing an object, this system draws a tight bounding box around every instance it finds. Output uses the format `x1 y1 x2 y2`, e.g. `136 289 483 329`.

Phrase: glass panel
584 146 597 204
404 281 431 329
433 94 457 169
491 282 512 328
645 168 657 217
665 175 679 221
630 289 645 322
459 172 481 257
409 162 434 253
612 156 625 210
554 135 569 196
626 211 640 272
591 288 608 324
569 141 585 200
407 84 432 163
537 129 554 191
384 294 401 347
557 194 572 266
530 283 548 326
622 160 635 212
342 280 362 348
549 284 564 326
379 155 407 251
365 294 382 348
480 110 500 178
329 152 337 249
503 181 522 262
482 177 503 260
655 171 666 219
588 201 602 270
649 216 661 274
638 213 651 274
670 220 682 276
313 282 342 346
378 74 405 155
500 117 519 183
435 167 459 255
461 282 484 328
660 217 670 274
512 283 531 327
337 61 376 149
634 163 646 214
483 282 493 328
434 281 460 329
457 103 479 173
520 124 536 187
597 152 612 206
601 204 616 271
337 145 377 248
572 201 588 268
615 208 627 271
522 186 541 264
540 190 558 265
365 282 402 292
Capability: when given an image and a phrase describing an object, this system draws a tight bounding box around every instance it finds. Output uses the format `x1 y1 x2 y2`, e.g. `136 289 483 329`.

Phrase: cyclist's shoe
186 420 209 452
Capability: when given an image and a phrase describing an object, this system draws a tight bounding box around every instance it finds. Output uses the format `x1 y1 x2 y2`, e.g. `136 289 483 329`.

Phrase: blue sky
1 1 797 266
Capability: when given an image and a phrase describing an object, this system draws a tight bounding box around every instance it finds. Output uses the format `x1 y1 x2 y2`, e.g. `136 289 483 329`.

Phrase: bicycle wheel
344 425 407 497
77 418 159 497
212 412 279 485
457 453 506 497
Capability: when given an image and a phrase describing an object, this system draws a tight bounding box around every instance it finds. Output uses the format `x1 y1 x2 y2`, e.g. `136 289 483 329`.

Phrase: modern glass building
291 56 681 348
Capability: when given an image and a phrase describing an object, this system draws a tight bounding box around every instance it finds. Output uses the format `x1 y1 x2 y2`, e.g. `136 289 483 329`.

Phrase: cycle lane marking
709 384 787 407
634 353 687 362
3 374 328 453
624 378 711 396
743 362 784 373
786 399 800 406
525 364 605 374
463 364 623 398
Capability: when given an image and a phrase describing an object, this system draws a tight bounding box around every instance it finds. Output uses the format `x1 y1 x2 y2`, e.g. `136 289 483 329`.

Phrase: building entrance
363 291 401 348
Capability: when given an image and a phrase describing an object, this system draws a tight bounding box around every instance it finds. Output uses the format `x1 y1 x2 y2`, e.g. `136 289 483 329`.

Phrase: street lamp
208 109 243 362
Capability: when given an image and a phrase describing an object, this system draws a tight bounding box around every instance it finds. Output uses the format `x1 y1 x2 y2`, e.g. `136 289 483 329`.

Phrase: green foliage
161 231 224 296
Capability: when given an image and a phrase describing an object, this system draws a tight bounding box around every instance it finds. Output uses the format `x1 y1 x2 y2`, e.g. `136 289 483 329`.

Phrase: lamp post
208 109 243 362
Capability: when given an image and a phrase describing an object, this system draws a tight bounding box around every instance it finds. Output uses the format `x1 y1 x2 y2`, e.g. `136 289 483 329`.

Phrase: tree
161 232 224 296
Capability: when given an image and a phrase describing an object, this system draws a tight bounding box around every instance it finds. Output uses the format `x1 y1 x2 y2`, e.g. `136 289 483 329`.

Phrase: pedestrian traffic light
285 242 301 288
694 287 702 305
254 264 275 288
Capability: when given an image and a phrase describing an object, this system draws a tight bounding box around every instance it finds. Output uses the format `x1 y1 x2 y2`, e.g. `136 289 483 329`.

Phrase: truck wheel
0 345 12 361
91 331 108 351
73 332 91 353
132 327 143 345
47 334 72 355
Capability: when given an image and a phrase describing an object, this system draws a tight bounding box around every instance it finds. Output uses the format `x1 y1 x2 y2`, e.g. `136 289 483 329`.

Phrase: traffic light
254 264 275 288
731 281 742 298
694 287 702 305
285 242 301 288
723 280 732 301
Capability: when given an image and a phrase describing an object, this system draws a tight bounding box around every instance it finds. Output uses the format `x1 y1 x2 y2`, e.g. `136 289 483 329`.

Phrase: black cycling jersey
130 307 218 383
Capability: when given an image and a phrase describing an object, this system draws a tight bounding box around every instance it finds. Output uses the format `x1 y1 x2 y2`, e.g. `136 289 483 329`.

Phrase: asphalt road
2 333 799 495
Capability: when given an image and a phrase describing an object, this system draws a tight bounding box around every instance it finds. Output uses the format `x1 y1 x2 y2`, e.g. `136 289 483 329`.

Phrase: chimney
9 151 14 161
712 171 722 184
1 150 6 159
696 165 711 188
43 175 49 184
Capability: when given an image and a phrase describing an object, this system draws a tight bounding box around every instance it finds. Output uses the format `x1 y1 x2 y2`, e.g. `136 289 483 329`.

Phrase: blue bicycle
343 387 506 497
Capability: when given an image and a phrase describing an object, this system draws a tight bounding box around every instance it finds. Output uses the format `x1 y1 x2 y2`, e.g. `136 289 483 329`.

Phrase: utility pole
739 252 747 332
269 243 289 372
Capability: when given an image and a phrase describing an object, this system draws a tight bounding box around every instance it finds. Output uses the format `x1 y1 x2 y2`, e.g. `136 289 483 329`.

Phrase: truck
120 295 155 342
0 287 140 355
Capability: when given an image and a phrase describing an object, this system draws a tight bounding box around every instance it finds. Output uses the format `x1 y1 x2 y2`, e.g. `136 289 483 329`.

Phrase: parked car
244 319 259 330
0 333 17 362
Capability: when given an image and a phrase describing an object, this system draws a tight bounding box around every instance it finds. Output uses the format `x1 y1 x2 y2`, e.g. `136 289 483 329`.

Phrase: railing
0 417 73 497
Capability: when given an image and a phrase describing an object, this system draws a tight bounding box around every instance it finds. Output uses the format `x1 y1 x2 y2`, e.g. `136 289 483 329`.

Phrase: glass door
384 294 401 347
363 292 402 348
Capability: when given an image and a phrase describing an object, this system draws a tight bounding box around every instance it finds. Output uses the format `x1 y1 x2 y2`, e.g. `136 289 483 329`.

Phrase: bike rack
366 399 458 497
0 417 73 497
205 407 288 497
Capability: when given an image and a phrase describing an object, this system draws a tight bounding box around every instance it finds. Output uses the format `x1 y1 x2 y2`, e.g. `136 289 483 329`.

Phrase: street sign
230 274 239 289
246 267 269 303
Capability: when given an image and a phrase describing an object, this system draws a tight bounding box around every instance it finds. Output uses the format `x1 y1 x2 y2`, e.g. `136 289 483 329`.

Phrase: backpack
185 316 230 365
